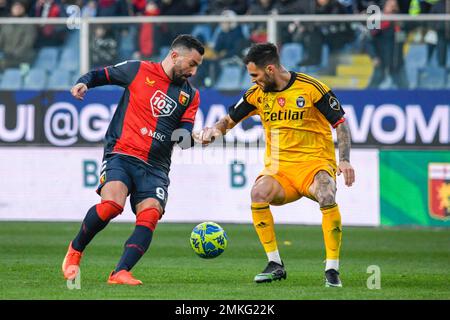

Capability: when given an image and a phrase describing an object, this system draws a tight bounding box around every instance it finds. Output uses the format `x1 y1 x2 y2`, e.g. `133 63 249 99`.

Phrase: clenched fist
192 127 222 145
71 83 88 100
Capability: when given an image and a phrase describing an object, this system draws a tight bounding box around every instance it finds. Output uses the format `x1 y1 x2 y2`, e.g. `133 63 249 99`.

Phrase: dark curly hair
243 42 280 68
170 34 205 56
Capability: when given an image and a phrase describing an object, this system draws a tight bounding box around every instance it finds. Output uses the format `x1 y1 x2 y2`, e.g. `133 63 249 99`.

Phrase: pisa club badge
428 163 450 220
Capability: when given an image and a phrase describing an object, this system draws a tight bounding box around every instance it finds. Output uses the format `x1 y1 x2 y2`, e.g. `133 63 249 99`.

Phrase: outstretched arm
335 121 355 187
193 92 257 145
71 69 111 100
71 61 141 100
192 114 237 145
214 114 237 135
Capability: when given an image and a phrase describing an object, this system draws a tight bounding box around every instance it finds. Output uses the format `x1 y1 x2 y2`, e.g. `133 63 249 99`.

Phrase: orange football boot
107 270 143 285
62 241 83 280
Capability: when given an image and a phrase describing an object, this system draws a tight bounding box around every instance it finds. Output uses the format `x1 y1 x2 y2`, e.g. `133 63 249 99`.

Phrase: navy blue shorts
96 153 170 214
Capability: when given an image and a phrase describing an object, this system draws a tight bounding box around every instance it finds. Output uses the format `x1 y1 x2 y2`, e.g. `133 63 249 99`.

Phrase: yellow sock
321 204 342 260
251 202 278 254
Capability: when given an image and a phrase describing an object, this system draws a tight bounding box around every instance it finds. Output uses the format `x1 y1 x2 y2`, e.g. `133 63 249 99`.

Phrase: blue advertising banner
0 89 448 147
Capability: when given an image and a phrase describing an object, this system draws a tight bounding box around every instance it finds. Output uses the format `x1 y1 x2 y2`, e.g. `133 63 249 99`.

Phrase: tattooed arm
214 115 237 135
335 121 355 187
193 96 256 145
336 120 351 162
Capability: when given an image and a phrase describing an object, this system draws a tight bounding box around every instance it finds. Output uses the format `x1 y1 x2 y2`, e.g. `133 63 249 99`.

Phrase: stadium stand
0 68 22 90
57 47 79 73
215 64 243 91
417 65 448 89
0 1 449 90
47 69 73 90
33 47 60 72
240 71 253 90
23 68 47 90
280 42 303 71
405 43 428 89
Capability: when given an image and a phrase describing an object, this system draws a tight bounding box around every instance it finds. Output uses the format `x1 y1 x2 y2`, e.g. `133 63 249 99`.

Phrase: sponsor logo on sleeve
329 96 340 110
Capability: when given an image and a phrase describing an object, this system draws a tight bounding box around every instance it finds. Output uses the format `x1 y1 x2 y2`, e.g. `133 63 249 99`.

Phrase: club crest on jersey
277 97 286 107
296 96 305 108
150 90 178 117
178 91 190 106
329 96 340 110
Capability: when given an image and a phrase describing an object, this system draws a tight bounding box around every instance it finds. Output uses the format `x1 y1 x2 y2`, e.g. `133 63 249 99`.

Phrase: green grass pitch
0 221 449 300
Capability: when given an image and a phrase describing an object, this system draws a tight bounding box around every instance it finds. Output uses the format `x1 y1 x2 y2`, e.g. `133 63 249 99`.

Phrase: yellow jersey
228 72 345 168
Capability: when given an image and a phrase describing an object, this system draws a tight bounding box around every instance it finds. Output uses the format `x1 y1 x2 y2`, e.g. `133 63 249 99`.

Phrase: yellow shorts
257 160 337 205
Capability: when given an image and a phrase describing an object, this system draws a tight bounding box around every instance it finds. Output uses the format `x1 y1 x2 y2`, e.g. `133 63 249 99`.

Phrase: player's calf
63 200 124 280
71 200 124 252
111 206 161 281
310 171 343 286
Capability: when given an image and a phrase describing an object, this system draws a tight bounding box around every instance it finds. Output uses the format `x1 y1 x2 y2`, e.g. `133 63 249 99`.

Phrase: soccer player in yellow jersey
194 43 355 287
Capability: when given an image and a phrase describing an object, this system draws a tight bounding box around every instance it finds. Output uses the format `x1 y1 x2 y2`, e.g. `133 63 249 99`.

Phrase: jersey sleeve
103 60 141 87
228 86 258 123
314 90 345 128
180 89 200 124
298 73 345 128
176 90 200 149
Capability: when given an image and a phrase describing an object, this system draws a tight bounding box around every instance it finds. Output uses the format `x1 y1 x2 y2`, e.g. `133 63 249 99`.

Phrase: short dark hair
243 43 280 68
170 34 205 56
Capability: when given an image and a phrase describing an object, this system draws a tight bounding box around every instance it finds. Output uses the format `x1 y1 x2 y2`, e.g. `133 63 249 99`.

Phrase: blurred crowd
0 0 450 89
2 0 446 18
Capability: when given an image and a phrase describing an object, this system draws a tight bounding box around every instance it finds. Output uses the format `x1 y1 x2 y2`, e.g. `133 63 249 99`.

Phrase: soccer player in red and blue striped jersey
62 35 204 285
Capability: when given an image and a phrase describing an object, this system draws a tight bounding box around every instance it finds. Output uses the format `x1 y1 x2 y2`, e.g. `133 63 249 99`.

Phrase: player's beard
259 73 277 92
172 68 191 85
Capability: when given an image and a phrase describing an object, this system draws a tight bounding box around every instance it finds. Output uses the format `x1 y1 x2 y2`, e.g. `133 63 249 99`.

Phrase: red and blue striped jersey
79 60 199 172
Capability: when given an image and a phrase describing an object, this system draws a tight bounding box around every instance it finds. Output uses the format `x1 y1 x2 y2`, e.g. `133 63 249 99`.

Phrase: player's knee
251 185 272 203
96 200 124 221
317 191 336 207
136 207 161 231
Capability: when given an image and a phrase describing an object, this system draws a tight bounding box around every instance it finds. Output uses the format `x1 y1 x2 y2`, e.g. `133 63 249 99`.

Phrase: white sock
267 250 282 265
325 259 339 271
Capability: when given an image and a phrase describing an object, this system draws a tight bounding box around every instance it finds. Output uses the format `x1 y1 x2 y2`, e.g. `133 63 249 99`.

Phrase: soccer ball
190 222 228 259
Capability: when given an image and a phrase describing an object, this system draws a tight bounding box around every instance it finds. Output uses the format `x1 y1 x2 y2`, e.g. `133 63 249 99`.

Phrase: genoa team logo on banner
428 163 450 220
